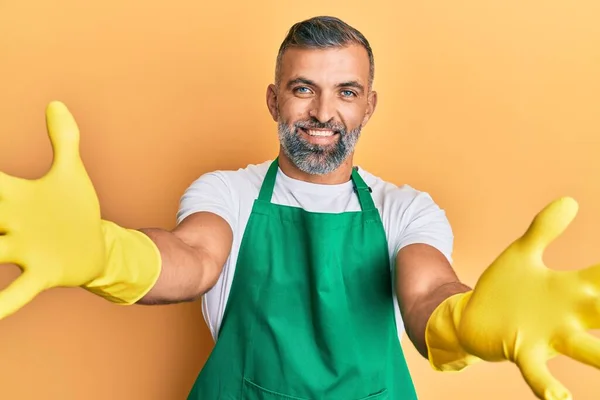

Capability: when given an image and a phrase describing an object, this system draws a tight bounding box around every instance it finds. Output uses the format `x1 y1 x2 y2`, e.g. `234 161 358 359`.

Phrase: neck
277 150 354 185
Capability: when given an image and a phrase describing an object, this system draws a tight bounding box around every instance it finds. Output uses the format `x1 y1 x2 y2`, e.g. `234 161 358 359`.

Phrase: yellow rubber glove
425 197 599 400
0 101 162 319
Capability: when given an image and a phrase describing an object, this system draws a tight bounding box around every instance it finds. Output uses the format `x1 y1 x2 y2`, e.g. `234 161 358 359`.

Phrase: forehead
279 44 370 86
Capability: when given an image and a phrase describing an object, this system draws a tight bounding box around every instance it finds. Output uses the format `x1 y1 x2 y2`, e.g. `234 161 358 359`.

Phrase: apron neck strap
258 158 376 212
351 166 376 211
257 158 280 202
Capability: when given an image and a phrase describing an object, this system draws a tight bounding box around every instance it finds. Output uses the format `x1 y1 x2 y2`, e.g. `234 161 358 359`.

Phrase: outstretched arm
396 197 600 400
395 243 471 358
0 101 235 319
136 211 233 305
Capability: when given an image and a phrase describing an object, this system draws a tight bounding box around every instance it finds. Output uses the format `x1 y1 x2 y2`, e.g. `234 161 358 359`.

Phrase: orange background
1 0 599 399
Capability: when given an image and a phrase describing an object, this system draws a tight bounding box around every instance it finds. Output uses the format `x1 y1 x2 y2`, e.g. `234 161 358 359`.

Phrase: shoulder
356 167 454 262
182 160 272 199
357 167 441 216
219 160 272 186
176 160 272 225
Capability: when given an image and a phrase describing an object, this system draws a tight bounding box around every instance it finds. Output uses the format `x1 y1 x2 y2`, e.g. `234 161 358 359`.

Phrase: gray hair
274 16 375 90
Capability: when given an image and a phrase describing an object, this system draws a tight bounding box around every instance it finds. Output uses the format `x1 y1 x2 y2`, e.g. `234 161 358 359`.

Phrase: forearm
81 215 227 306
135 227 218 305
404 281 472 358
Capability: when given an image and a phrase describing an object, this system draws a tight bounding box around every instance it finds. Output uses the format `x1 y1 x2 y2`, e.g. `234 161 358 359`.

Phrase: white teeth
306 129 334 137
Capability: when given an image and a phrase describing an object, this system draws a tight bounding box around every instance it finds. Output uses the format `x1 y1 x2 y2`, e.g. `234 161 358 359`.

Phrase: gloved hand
425 197 599 400
0 101 162 320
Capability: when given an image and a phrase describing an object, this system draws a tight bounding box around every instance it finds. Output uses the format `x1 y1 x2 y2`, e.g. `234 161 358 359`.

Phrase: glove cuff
425 290 481 372
83 220 162 305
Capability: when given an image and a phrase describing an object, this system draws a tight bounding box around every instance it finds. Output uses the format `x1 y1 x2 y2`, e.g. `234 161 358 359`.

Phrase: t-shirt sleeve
394 191 454 264
176 171 237 230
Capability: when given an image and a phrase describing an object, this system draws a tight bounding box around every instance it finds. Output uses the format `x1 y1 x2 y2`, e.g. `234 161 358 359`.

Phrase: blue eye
341 90 356 97
295 86 311 94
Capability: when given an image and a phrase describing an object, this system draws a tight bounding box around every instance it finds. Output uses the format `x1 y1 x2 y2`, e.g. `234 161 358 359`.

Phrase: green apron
187 158 418 399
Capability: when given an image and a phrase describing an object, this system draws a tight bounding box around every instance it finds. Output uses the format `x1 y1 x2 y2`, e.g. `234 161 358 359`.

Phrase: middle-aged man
0 15 597 400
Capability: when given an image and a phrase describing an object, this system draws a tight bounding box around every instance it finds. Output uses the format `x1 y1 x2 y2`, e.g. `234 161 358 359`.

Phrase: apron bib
187 159 418 399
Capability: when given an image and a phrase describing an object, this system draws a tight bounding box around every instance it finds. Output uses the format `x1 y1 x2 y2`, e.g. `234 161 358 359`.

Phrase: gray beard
277 119 362 175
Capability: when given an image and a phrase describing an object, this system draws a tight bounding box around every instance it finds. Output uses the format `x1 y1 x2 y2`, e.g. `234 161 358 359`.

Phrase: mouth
297 127 341 142
299 127 338 137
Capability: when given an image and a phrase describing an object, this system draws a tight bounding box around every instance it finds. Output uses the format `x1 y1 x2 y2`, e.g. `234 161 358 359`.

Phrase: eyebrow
286 77 365 94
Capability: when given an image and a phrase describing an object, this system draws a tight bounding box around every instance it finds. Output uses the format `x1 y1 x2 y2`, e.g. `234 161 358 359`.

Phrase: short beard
277 118 362 175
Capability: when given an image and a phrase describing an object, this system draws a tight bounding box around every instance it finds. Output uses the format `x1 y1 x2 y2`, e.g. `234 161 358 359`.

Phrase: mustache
294 119 345 132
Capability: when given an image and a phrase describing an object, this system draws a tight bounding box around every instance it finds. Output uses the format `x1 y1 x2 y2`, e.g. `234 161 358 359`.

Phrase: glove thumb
45 101 82 172
518 197 578 256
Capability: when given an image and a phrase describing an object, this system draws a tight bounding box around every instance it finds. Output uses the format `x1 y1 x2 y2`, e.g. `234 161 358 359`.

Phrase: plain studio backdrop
0 0 599 399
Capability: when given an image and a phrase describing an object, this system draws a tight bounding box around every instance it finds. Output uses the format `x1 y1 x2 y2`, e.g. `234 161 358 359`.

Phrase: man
0 15 596 400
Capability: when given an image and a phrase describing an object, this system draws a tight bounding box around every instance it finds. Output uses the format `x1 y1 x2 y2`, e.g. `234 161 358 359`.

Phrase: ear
361 90 378 126
266 84 279 122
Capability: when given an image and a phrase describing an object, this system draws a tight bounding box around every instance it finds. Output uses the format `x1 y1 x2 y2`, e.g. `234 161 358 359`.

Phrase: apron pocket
243 378 388 400
357 388 388 400
242 378 310 400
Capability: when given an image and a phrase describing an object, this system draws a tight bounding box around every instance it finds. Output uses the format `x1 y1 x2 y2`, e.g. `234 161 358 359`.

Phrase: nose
308 93 336 124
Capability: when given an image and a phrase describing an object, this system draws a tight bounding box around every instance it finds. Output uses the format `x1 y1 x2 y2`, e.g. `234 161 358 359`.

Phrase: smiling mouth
298 127 339 137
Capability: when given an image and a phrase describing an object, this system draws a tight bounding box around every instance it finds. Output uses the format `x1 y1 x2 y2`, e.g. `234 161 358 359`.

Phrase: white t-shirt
176 160 454 342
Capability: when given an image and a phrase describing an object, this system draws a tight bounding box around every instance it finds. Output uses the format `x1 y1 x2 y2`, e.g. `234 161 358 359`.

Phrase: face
266 44 377 176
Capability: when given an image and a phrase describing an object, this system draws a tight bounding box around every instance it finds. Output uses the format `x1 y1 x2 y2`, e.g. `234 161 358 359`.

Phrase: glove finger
517 197 578 255
557 330 600 369
517 351 572 400
0 271 47 320
45 101 82 172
